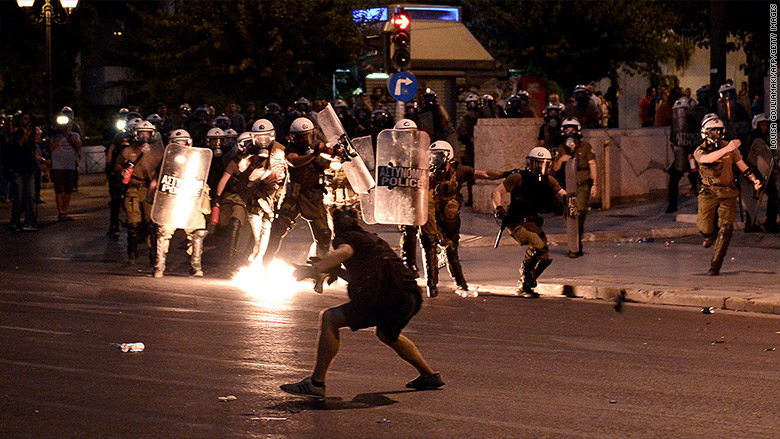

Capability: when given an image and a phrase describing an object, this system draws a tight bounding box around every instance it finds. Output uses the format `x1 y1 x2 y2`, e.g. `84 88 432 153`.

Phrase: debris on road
765 347 776 352
377 418 391 424
701 307 715 314
218 395 237 402
711 337 726 345
112 342 145 352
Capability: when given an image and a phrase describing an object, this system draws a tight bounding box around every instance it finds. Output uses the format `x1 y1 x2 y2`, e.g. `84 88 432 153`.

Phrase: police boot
701 231 717 248
154 234 169 278
190 229 208 277
707 225 733 276
400 226 419 277
446 246 475 297
127 225 139 265
147 223 159 267
576 212 586 256
517 248 542 298
533 257 553 282
107 198 120 238
227 218 242 273
420 234 439 298
765 196 779 233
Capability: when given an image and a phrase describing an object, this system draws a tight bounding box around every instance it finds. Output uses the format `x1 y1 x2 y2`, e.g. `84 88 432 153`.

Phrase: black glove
494 206 507 224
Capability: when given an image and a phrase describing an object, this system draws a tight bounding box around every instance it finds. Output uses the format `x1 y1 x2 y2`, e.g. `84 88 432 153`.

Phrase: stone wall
472 118 674 214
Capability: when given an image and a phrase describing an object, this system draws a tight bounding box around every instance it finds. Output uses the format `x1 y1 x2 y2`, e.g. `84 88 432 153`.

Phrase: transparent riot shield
741 137 775 222
317 103 374 194
151 144 213 229
374 129 431 225
352 136 377 224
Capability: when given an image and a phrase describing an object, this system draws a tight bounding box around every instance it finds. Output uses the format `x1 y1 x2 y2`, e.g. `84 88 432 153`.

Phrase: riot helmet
752 113 770 131
718 83 737 101
465 93 481 111
250 118 275 148
206 127 225 151
194 105 210 119
394 119 417 130
700 116 725 143
213 113 230 130
264 102 282 116
561 117 582 138
481 94 495 108
332 99 349 118
526 146 553 177
127 117 143 135
179 103 191 115
146 113 162 124
125 111 142 122
405 101 420 116
295 97 311 114
290 117 316 150
134 120 156 143
169 129 192 146
118 108 129 120
223 128 238 150
370 108 391 130
573 84 590 103
236 131 255 156
60 106 74 120
422 88 437 109
429 140 454 173
544 102 565 127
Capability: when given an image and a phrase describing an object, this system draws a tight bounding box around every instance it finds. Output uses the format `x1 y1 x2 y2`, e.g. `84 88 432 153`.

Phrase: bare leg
311 307 350 382
376 329 435 377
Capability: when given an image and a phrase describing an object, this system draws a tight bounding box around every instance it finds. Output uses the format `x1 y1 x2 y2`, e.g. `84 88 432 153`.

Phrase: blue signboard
387 72 418 102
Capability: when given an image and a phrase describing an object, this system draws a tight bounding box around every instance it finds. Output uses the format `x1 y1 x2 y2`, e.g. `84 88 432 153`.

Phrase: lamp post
16 0 79 133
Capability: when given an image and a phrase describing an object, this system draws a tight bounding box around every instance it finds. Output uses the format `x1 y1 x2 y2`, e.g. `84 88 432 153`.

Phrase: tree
462 0 689 94
125 0 372 110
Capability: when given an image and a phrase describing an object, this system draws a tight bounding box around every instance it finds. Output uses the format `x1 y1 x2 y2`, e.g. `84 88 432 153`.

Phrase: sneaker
21 224 40 232
189 267 203 277
280 377 325 398
406 372 444 390
455 285 478 298
566 251 582 258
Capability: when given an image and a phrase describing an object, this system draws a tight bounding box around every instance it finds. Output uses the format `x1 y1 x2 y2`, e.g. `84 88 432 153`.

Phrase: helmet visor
527 158 552 176
208 137 223 149
430 151 449 171
706 127 724 142
252 132 274 148
136 131 152 142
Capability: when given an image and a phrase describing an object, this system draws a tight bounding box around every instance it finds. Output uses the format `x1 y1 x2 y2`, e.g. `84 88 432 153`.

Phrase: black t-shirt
503 170 562 223
332 227 418 303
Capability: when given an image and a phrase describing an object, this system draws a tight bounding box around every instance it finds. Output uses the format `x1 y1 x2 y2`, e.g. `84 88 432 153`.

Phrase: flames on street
230 259 311 309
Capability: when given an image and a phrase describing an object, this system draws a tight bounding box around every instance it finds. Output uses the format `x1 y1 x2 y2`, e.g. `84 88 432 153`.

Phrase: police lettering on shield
377 165 425 189
158 174 205 197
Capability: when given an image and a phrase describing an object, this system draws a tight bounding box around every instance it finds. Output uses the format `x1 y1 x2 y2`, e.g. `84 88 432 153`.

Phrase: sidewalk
367 192 780 315
3 173 779 315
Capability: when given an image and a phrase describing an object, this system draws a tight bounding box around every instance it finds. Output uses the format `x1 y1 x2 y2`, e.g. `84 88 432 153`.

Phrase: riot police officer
537 101 565 155
565 85 600 128
492 147 566 298
115 120 164 265
262 117 333 293
716 83 751 153
666 98 701 213
503 91 536 118
152 129 212 278
695 116 762 275
551 118 598 258
420 88 453 142
402 140 504 298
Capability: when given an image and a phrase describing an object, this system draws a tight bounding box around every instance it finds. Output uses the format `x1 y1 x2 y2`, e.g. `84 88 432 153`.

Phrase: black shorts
52 169 77 194
338 280 422 343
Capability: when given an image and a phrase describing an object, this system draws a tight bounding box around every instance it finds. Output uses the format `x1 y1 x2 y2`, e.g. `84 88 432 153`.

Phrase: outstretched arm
473 169 506 180
697 140 739 164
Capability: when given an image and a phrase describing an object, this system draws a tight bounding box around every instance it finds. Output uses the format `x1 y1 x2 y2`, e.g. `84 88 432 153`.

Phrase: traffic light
389 10 411 72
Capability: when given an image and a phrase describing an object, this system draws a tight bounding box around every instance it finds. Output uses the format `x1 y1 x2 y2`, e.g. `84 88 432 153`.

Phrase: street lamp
16 0 79 133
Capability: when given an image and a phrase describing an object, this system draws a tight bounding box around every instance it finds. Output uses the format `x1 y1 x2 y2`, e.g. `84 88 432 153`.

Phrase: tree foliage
126 0 372 109
462 0 688 92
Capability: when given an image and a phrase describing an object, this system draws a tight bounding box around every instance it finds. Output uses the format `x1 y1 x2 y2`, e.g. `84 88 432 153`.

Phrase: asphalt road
1 179 779 438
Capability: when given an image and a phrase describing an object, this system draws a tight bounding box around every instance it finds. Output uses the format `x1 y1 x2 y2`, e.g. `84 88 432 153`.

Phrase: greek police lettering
159 174 205 197
377 165 424 190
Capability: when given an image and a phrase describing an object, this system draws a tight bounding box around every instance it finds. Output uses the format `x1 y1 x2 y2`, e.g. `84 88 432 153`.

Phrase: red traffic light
391 13 410 30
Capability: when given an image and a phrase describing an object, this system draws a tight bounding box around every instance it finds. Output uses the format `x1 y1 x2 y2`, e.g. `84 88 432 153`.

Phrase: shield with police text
373 129 430 225
151 144 213 229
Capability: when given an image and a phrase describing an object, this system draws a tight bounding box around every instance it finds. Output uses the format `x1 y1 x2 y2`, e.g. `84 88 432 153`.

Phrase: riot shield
564 157 580 253
741 137 775 225
352 136 377 224
317 104 374 194
374 129 431 226
671 104 690 146
151 143 213 229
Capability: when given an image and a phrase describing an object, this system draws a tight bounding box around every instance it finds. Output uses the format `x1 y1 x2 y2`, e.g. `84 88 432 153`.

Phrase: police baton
493 219 506 249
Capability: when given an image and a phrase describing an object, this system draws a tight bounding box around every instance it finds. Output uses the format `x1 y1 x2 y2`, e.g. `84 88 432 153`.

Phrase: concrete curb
468 282 780 315
459 226 700 248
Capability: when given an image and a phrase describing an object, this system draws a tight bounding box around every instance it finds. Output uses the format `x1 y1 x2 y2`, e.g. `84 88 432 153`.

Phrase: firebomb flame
230 259 310 309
